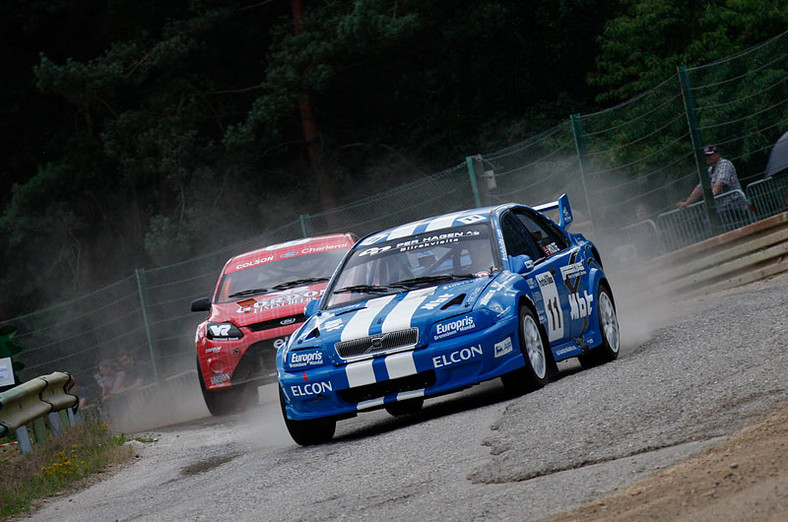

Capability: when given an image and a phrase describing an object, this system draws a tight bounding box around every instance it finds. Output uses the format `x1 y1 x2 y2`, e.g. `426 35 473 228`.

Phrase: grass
0 413 137 520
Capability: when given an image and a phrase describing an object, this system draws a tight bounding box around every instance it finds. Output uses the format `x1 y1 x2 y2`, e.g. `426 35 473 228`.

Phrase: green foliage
0 414 134 519
591 0 788 103
0 0 783 317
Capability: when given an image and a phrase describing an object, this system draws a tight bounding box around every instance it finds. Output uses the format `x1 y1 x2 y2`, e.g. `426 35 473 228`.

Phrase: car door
500 212 570 345
512 208 592 340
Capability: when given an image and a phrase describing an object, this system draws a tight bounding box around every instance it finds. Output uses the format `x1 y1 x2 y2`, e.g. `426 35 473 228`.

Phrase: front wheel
578 283 620 368
279 386 336 446
501 304 550 396
197 358 257 416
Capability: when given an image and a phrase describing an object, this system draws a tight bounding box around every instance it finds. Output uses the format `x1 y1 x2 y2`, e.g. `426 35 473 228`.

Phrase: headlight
206 322 243 340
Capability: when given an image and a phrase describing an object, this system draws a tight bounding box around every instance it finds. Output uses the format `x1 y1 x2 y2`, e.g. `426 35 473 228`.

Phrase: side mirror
304 299 320 319
509 254 534 274
190 297 211 312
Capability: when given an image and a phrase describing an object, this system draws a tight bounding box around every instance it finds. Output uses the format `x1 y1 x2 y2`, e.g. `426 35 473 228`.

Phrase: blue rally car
277 195 620 445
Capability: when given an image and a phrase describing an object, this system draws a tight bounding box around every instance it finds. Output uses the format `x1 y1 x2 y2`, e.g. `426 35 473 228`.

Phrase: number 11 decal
536 272 564 342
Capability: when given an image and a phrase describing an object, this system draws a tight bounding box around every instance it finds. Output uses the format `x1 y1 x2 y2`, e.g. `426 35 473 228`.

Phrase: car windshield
324 224 498 309
215 249 348 304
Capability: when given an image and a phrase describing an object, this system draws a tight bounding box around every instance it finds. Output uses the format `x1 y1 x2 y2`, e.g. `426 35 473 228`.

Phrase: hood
209 283 328 327
288 274 500 354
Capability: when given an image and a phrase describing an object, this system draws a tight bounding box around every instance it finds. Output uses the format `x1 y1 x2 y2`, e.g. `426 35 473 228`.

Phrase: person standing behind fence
677 145 746 231
94 359 125 399
115 351 153 391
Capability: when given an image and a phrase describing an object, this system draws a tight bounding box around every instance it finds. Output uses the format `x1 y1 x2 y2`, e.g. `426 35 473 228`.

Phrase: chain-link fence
2 31 786 401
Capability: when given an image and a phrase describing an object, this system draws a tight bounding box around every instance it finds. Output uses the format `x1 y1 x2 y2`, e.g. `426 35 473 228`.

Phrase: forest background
1 0 786 318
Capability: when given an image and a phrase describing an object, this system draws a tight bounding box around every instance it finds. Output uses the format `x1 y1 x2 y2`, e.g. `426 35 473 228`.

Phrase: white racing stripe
384 351 417 380
386 221 427 241
357 397 385 411
423 211 464 232
396 389 425 401
340 295 396 341
345 359 375 388
381 287 435 333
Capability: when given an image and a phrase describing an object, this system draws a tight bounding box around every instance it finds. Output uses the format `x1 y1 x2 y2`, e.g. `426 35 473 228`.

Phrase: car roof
357 204 523 246
224 233 355 274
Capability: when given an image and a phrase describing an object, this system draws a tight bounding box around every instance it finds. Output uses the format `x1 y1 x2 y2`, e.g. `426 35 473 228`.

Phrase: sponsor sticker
422 293 453 310
236 289 325 313
322 318 344 332
432 345 483 368
494 337 513 358
289 349 324 368
433 315 476 341
290 381 333 396
210 373 230 385
560 262 586 280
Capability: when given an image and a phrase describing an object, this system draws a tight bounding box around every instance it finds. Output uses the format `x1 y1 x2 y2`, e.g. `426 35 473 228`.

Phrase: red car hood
208 283 327 327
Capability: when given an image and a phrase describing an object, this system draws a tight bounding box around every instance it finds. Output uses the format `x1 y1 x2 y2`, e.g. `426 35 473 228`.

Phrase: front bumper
280 314 523 421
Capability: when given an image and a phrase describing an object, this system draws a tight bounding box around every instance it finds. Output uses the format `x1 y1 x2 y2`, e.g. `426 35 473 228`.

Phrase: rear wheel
279 386 336 446
501 304 550 395
384 397 424 416
578 284 620 368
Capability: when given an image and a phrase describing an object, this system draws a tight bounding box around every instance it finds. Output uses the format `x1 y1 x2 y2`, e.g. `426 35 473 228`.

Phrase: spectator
115 351 153 390
677 145 747 231
635 201 651 222
94 359 125 398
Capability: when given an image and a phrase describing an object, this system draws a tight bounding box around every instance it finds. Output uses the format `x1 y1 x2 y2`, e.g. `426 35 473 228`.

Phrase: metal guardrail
0 371 79 453
617 211 788 298
657 189 755 251
747 176 788 221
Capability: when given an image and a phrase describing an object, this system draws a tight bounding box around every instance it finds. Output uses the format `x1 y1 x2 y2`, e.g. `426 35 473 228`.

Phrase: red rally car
190 234 355 415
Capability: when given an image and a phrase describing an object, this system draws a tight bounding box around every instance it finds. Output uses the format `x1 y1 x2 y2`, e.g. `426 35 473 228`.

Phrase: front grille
338 371 435 404
334 328 419 359
247 314 305 332
231 340 279 384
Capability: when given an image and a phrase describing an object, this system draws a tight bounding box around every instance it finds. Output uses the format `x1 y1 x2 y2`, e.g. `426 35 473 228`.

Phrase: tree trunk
291 0 335 212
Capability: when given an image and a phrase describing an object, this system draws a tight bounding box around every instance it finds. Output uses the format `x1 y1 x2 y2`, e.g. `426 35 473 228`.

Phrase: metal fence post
135 268 160 383
570 113 596 234
299 213 312 237
47 411 64 437
33 417 47 443
678 65 722 236
465 155 483 208
15 425 33 454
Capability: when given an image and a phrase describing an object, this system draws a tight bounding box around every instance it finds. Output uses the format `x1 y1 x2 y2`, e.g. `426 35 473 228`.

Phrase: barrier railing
747 176 788 221
657 189 755 251
0 372 79 454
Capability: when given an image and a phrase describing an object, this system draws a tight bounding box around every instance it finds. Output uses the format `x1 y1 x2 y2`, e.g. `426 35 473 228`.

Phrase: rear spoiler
534 194 573 228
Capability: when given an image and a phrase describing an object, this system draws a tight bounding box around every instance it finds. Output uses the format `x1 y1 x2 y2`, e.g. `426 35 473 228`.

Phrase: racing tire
197 359 255 416
384 398 424 417
501 304 550 396
578 283 620 369
279 386 336 446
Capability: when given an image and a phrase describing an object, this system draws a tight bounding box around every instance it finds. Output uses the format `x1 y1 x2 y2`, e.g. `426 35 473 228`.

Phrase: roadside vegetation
0 414 136 520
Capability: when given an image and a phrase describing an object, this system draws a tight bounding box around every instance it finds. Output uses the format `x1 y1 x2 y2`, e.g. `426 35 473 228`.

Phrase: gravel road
24 271 788 521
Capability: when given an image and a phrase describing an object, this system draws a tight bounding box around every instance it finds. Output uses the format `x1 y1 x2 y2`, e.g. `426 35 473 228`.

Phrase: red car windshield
215 249 348 303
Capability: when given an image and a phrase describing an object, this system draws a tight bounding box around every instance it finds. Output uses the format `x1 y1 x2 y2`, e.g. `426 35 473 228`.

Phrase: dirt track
550 404 788 521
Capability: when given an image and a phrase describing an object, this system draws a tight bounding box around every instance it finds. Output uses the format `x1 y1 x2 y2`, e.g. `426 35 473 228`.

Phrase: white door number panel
536 271 564 342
